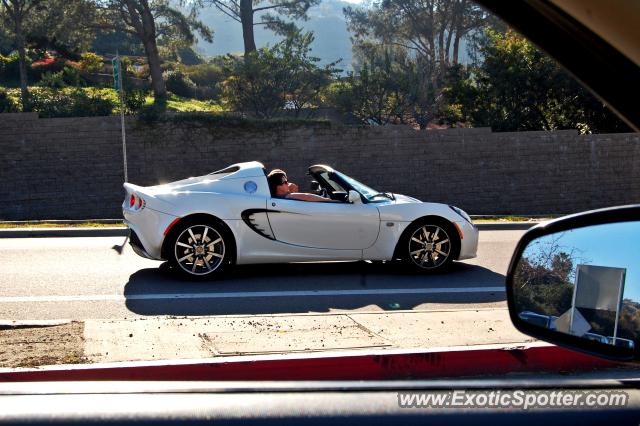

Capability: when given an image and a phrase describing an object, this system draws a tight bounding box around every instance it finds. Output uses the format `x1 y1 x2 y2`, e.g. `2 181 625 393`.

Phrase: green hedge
5 87 118 117
30 87 117 117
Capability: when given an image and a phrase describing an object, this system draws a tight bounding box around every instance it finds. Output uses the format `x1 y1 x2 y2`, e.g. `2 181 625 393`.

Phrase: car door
266 198 380 250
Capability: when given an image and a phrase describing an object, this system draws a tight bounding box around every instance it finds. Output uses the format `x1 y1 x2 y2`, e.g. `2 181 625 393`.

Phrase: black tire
165 219 234 279
397 218 460 273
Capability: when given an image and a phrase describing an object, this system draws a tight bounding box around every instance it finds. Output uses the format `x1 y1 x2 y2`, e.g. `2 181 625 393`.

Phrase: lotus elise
123 161 478 278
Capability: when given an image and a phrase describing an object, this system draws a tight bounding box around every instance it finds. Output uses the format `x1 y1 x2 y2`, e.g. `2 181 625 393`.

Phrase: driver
267 169 336 202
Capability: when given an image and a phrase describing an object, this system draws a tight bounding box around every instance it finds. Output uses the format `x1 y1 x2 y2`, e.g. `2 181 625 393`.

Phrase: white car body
123 161 478 272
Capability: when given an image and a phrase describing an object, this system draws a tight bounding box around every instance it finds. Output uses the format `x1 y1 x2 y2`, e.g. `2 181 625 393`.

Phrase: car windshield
334 171 386 201
0 0 636 389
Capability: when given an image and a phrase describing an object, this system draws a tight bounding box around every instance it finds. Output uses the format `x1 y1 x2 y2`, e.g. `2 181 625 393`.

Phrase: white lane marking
0 287 505 303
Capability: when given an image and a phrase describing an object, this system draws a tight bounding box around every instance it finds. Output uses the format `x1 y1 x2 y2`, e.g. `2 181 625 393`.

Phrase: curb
475 222 539 230
0 219 123 225
0 342 620 382
0 223 536 238
0 227 128 238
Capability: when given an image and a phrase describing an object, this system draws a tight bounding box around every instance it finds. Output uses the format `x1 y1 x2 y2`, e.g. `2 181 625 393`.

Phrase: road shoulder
81 308 533 364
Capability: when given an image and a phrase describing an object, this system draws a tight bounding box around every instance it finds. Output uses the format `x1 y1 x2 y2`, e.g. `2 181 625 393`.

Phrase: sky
522 221 640 303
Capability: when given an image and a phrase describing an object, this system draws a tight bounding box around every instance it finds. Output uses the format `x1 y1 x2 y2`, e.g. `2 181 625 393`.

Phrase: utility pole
112 52 128 182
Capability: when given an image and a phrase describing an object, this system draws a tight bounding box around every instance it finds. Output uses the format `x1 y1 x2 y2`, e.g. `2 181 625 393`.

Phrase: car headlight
449 205 472 224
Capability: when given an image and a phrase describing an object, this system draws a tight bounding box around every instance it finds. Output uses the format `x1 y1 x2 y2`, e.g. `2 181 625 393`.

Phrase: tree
514 254 574 318
446 29 631 132
437 63 476 126
346 0 490 76
93 0 212 100
1 0 98 109
344 0 491 127
91 29 146 56
221 51 282 118
202 0 319 55
221 31 337 118
512 236 579 317
26 0 97 57
330 44 415 125
0 0 42 110
0 22 12 54
274 31 338 117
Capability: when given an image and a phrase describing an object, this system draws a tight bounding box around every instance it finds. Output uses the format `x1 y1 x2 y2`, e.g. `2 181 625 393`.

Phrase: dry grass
0 222 125 229
0 322 88 368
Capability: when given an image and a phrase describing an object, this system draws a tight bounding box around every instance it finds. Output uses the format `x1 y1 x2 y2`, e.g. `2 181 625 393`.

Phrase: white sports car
123 161 478 278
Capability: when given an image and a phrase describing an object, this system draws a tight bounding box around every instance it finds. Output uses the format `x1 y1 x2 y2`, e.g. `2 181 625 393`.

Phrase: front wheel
401 221 459 272
167 222 232 279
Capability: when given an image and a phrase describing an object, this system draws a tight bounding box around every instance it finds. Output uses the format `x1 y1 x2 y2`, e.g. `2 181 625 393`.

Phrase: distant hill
195 0 355 71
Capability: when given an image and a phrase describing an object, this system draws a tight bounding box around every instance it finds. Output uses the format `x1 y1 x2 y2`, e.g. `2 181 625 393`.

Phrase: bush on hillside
79 52 104 74
28 87 116 117
164 69 196 98
0 87 18 112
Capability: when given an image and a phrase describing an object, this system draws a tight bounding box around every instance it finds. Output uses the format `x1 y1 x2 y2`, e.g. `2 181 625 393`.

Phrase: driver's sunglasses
280 178 288 185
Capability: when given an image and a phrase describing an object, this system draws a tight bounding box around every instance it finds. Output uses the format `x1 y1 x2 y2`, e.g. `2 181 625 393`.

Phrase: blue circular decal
244 180 258 194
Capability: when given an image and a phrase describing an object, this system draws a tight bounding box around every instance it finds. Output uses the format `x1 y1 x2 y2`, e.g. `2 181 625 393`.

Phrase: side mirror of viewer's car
506 205 640 362
348 190 362 204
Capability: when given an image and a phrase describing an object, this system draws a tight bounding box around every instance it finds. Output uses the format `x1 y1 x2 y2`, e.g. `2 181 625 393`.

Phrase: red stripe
163 218 181 236
0 344 620 382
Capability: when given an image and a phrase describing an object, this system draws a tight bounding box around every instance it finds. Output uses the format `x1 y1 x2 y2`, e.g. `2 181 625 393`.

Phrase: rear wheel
167 221 232 279
400 220 459 272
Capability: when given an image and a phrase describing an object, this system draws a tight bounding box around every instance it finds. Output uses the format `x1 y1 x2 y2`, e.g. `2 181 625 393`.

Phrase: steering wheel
319 188 329 198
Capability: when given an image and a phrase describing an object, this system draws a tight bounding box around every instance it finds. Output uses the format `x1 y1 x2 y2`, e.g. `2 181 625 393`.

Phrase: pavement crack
198 332 220 356
346 315 392 345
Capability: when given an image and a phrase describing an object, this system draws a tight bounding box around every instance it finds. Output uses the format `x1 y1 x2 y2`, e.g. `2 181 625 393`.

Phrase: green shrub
124 89 147 114
184 63 224 88
0 88 18 112
177 46 204 66
29 87 116 117
182 63 223 100
39 67 83 88
164 69 196 98
39 70 66 88
62 67 82 86
79 52 104 74
0 52 20 84
322 80 354 112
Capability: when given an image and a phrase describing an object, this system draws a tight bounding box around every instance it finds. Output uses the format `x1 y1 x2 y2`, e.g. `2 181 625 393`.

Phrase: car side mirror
506 205 640 362
348 190 361 204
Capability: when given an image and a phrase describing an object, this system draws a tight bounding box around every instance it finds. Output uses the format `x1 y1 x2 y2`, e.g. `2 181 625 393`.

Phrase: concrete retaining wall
1 113 638 220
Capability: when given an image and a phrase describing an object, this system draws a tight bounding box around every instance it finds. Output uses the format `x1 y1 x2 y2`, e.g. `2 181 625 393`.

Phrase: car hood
391 193 422 204
369 193 422 208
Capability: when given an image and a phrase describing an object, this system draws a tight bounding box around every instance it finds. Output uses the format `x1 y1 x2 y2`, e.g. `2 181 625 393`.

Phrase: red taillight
127 193 145 211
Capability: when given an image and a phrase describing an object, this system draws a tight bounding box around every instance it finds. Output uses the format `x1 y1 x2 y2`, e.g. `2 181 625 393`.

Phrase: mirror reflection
513 221 640 350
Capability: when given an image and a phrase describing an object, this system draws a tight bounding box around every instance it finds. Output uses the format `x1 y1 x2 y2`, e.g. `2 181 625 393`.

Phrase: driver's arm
286 193 339 202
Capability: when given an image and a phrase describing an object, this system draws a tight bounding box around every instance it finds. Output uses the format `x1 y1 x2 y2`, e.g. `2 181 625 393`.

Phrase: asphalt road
0 230 525 321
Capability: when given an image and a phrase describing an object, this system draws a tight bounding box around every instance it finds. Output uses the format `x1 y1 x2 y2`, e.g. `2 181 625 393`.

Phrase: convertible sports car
123 161 478 278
